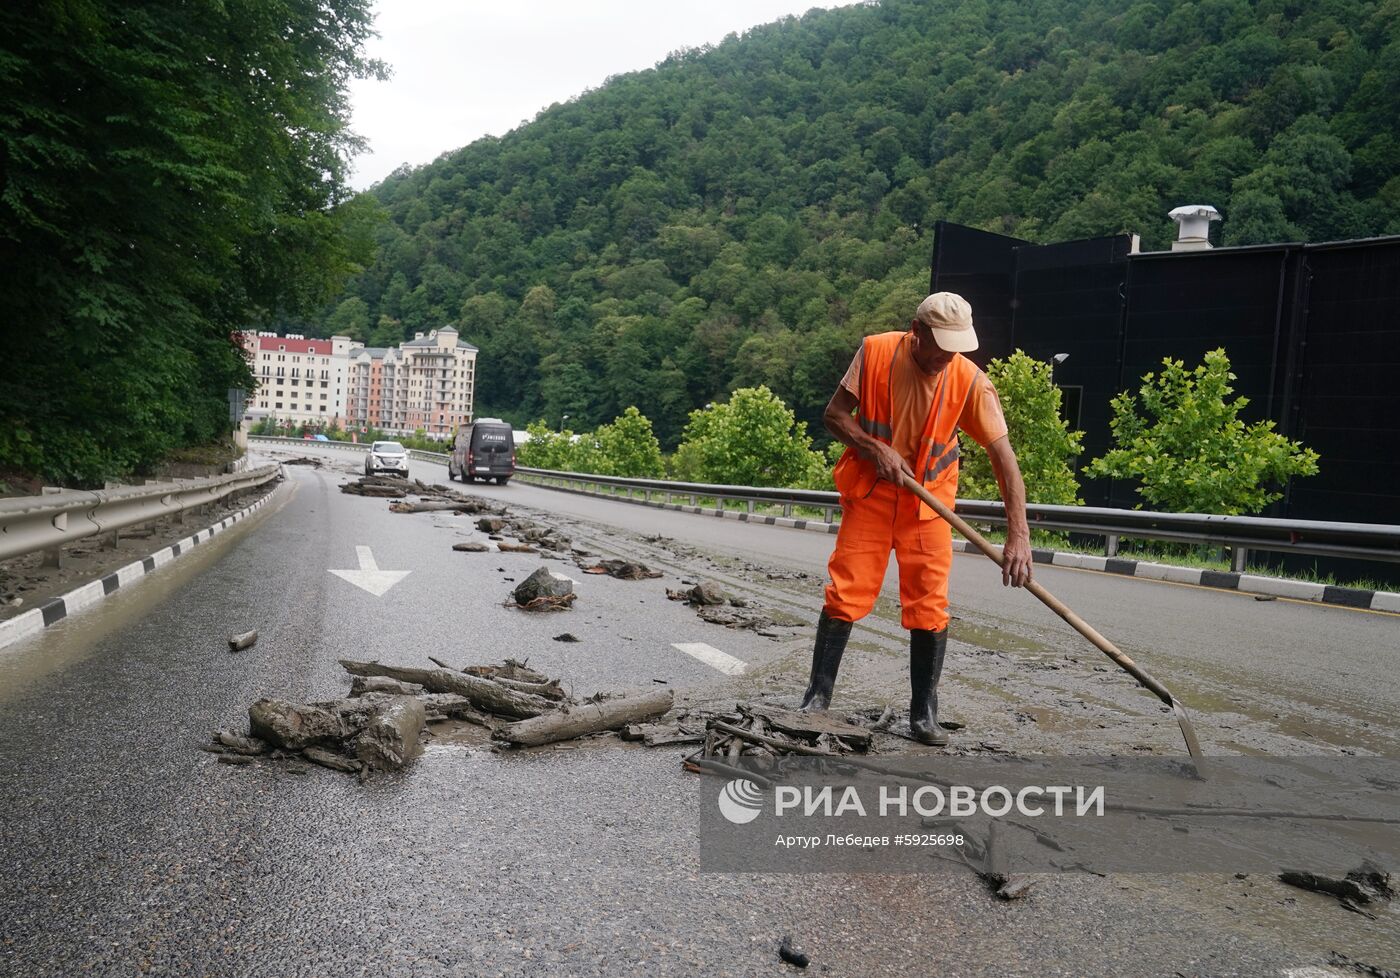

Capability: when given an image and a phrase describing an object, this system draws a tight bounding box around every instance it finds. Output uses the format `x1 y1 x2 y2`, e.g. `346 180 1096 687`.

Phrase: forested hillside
311 0 1400 443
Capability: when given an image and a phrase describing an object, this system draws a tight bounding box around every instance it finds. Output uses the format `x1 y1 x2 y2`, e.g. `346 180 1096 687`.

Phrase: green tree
516 421 575 470
368 315 405 349
594 407 664 478
516 420 606 474
958 351 1084 505
328 297 372 342
1085 349 1319 514
673 386 824 487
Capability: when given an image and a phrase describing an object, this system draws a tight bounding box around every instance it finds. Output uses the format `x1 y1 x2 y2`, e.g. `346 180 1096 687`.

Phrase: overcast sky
347 0 837 190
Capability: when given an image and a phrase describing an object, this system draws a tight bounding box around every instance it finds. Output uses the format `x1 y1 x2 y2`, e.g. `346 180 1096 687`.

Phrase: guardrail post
1104 534 1119 557
665 491 672 505
782 503 793 518
823 506 834 523
1232 546 1248 573
39 487 65 567
747 499 754 514
689 493 697 506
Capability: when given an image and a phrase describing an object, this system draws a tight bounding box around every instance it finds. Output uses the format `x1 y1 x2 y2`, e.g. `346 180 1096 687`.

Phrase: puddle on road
0 481 294 704
947 617 1053 655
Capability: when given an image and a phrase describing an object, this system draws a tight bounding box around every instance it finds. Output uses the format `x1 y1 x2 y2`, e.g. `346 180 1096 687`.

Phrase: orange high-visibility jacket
831 331 982 521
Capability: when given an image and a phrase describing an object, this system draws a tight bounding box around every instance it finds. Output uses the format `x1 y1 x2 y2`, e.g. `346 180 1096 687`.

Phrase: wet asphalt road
0 449 1396 976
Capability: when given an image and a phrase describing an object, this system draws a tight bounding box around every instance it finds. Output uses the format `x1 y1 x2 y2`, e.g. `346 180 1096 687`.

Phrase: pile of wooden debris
202 657 673 777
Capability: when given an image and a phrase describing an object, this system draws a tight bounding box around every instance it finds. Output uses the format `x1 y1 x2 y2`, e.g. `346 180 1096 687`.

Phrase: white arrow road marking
672 642 748 676
329 545 411 597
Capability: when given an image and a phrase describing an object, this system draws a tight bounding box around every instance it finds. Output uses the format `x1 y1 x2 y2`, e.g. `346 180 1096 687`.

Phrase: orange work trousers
823 480 953 631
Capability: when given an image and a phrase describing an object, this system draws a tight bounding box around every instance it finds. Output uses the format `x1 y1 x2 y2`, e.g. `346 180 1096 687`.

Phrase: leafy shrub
1085 349 1318 514
958 350 1084 505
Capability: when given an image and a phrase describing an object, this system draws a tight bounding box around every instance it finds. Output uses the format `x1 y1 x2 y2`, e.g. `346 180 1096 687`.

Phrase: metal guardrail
0 464 281 563
250 436 370 453
248 436 448 465
515 466 844 523
512 467 1400 569
248 438 1400 567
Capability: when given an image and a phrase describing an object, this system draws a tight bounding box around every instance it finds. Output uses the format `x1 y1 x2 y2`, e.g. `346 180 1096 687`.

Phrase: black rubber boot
799 611 852 712
909 627 949 745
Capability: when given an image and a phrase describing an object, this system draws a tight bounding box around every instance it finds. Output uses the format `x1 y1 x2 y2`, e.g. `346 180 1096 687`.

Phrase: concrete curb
0 482 283 653
993 542 1397 613
519 475 1399 615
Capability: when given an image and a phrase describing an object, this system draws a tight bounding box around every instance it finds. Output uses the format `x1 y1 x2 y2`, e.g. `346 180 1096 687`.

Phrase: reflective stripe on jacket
832 331 981 521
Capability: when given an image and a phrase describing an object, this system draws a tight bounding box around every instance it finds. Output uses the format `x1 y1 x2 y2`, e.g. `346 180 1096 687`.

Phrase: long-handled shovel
900 475 1204 760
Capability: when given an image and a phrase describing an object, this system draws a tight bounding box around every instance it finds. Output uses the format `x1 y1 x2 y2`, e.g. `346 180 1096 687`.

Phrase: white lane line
672 642 748 676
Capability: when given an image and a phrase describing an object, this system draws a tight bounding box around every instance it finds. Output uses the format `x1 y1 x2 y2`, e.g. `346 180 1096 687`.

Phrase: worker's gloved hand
1001 533 1033 588
866 441 915 486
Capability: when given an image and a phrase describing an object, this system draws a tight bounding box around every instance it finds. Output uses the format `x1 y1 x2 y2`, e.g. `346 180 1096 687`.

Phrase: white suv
365 441 409 477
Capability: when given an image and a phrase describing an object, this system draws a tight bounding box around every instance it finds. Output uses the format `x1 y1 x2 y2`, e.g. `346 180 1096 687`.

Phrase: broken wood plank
739 703 872 751
624 722 706 747
228 630 258 651
682 755 777 789
339 660 553 719
495 689 674 747
303 746 362 773
215 731 269 755
709 719 839 757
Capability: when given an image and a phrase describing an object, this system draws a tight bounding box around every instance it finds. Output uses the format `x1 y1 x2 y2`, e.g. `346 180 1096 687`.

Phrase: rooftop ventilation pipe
1168 204 1221 251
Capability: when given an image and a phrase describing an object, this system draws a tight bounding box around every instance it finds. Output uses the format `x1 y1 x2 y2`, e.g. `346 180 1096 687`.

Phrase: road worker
801 292 1034 745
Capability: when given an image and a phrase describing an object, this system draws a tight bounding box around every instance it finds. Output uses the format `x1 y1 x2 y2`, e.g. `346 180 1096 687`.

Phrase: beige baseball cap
914 292 978 353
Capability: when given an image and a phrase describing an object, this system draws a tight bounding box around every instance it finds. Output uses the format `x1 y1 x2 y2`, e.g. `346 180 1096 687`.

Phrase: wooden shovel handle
898 476 1176 707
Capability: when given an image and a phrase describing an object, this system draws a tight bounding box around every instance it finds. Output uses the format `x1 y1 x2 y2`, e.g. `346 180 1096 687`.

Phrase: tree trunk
249 697 375 750
491 676 568 701
464 661 552 684
388 500 478 514
356 697 426 771
350 675 425 697
495 689 673 747
338 660 552 719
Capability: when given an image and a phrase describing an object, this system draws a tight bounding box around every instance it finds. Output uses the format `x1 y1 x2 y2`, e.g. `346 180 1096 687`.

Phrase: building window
275 402 282 409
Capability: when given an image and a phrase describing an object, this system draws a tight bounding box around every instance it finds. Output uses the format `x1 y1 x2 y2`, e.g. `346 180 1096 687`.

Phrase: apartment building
346 328 477 439
240 332 353 425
